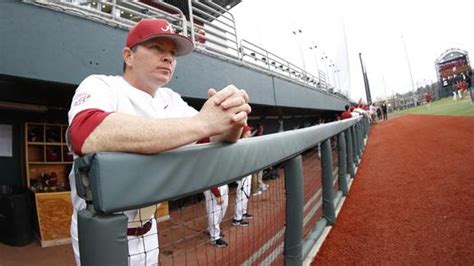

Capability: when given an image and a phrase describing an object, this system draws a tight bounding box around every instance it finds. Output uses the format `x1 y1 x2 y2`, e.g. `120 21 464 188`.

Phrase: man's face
125 38 177 90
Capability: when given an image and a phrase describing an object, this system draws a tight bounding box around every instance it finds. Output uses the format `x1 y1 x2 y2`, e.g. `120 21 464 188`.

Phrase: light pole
309 44 320 83
329 61 337 92
359 52 373 105
329 62 335 90
321 54 329 89
292 29 307 79
401 35 416 92
334 69 341 93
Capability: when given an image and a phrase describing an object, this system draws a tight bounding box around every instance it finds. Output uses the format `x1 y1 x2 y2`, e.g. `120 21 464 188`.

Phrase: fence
74 115 369 265
239 40 327 89
24 0 346 99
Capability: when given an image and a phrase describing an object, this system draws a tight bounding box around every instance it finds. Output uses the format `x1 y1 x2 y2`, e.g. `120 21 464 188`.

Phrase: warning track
312 115 474 265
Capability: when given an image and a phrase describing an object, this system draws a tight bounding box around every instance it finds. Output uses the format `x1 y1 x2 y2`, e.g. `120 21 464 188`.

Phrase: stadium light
292 29 307 80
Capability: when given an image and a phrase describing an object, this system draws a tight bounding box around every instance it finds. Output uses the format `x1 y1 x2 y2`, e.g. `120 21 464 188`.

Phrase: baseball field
394 97 474 116
312 98 474 264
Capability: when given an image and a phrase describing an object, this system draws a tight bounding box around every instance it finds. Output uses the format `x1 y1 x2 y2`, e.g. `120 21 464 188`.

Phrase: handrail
241 40 304 74
192 3 234 30
240 39 329 91
191 0 240 58
198 0 235 24
187 0 196 47
29 0 134 28
75 117 364 213
119 1 187 34
149 0 188 35
74 116 370 265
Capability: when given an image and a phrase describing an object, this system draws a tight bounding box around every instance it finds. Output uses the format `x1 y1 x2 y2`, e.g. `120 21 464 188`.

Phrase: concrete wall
0 1 347 111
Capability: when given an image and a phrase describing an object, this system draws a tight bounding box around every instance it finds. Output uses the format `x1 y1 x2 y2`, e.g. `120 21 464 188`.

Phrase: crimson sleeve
196 137 210 144
68 109 112 155
210 187 221 197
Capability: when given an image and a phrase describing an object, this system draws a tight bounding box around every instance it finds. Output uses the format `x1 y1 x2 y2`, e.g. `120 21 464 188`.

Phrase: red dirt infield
312 115 474 265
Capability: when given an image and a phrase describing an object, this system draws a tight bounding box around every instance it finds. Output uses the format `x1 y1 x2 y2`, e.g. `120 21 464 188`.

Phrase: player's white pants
204 185 228 241
71 212 159 266
71 212 81 266
127 219 159 266
234 175 251 220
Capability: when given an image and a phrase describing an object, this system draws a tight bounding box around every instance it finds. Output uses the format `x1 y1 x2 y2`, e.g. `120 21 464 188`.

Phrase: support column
337 132 349 195
78 208 129 266
321 139 336 225
351 126 359 165
345 129 355 177
284 155 304 266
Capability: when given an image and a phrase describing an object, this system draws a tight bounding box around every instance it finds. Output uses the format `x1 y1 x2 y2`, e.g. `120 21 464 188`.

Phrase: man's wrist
192 115 212 139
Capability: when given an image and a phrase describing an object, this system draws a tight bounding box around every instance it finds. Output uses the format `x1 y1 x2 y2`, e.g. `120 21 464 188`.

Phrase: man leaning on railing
65 18 251 266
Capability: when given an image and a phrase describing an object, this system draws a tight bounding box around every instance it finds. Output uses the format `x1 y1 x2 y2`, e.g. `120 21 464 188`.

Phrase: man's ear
123 47 133 68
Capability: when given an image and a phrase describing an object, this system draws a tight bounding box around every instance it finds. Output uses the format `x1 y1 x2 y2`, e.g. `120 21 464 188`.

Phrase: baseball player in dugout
66 18 251 265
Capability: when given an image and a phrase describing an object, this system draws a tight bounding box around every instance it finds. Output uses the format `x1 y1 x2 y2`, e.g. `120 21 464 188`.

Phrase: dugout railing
74 115 369 265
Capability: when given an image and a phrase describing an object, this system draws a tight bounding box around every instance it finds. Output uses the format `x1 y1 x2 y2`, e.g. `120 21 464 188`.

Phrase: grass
392 96 474 116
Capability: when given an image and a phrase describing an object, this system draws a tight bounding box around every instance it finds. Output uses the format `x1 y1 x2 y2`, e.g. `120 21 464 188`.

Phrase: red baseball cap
125 18 194 56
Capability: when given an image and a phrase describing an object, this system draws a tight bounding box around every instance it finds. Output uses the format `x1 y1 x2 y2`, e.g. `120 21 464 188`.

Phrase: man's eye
149 44 176 57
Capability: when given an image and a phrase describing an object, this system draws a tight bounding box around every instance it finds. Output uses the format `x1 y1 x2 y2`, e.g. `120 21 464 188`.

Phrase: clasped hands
198 84 251 136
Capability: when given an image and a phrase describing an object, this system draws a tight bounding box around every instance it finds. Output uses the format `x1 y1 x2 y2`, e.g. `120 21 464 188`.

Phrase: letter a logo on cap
126 18 194 56
161 23 174 33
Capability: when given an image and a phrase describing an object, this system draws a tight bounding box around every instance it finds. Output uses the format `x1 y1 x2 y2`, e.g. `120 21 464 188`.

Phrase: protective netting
125 143 342 265
141 166 288 265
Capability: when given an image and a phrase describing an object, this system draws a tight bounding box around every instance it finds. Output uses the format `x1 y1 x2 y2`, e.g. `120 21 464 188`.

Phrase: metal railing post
357 122 364 154
111 0 117 21
365 117 370 137
351 126 359 165
366 117 370 135
354 124 360 157
321 139 336 225
362 121 366 148
337 132 349 195
362 118 367 139
284 155 304 266
187 0 195 44
345 128 355 177
266 50 270 70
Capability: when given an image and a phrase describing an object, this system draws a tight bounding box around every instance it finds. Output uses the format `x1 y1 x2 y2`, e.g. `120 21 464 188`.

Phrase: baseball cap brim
136 33 194 57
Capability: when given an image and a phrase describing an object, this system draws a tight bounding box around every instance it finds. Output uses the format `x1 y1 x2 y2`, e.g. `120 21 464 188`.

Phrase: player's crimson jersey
340 111 352 120
425 94 432 103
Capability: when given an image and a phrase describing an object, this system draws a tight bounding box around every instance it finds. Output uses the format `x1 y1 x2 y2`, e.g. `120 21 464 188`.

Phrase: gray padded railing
74 116 370 265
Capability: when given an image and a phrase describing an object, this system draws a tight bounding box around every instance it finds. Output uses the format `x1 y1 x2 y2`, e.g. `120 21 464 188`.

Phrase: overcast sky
230 0 473 102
